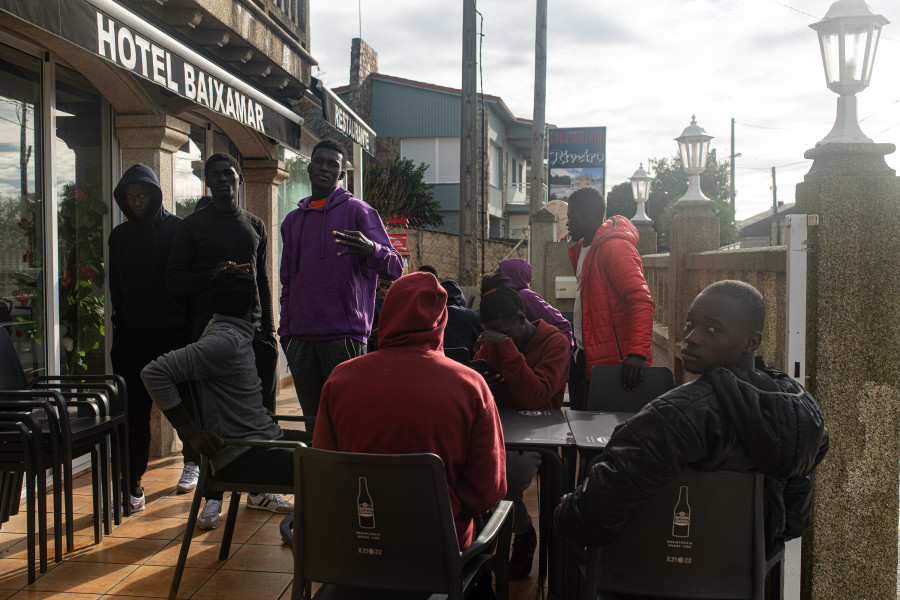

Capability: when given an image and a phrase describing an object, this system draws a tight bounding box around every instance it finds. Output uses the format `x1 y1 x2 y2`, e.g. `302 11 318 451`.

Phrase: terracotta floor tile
138 467 184 483
244 522 287 546
105 564 214 599
3 535 94 562
8 591 101 599
0 590 14 599
147 456 184 469
66 537 168 564
0 559 34 590
138 498 193 520
105 517 185 542
25 562 137 594
189 569 291 600
177 519 261 545
143 540 232 568
0 535 25 555
221 542 293 573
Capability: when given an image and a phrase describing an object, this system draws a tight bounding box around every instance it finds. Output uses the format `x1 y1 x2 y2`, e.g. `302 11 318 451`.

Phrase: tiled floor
0 389 551 599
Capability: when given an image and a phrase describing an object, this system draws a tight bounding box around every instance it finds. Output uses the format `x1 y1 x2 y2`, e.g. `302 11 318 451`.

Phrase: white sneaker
197 499 222 530
176 462 199 493
129 492 146 513
246 493 292 513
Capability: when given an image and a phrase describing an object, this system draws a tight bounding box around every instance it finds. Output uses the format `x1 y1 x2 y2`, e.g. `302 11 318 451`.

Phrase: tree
363 157 443 228
606 151 735 251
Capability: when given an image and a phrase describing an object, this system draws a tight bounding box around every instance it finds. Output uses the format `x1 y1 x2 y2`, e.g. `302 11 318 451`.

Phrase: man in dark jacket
109 164 190 511
440 279 482 357
555 280 829 553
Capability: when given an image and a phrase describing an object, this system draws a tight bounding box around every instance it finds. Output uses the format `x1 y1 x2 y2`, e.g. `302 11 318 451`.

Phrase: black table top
564 411 633 449
498 408 573 447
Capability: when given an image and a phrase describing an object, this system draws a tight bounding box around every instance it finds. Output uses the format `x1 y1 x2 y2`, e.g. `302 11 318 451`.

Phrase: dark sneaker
508 526 537 580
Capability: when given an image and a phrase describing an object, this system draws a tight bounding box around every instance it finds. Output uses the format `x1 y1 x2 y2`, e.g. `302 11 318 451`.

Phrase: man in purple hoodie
498 258 574 350
279 139 402 428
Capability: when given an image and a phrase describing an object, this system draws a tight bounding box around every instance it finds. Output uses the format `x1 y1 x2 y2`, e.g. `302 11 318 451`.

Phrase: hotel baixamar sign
0 0 302 150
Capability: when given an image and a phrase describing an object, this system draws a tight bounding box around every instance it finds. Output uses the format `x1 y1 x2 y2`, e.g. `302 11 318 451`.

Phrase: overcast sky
309 0 900 221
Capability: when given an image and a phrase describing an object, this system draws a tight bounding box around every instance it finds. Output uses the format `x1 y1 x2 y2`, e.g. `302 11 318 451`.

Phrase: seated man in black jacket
555 280 829 553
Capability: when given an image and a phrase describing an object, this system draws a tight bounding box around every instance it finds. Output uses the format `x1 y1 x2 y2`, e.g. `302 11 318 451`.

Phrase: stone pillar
242 158 290 374
794 143 900 600
633 220 658 256
529 208 557 300
349 38 378 125
115 114 190 458
115 115 190 214
665 200 719 383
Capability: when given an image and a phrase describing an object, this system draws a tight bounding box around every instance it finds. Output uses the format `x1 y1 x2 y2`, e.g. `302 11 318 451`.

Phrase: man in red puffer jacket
566 187 655 410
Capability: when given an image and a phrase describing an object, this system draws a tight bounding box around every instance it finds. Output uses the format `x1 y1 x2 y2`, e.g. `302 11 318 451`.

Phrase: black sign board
311 77 375 156
0 0 303 151
548 126 607 201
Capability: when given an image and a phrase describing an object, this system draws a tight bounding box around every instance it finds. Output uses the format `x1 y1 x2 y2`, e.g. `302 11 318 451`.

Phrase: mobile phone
230 263 251 271
469 359 501 379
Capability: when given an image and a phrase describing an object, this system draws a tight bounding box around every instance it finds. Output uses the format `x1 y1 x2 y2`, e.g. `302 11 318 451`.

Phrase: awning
311 76 375 156
0 0 303 151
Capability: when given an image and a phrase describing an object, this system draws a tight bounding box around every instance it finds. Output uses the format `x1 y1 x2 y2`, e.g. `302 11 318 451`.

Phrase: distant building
733 203 796 248
334 39 546 239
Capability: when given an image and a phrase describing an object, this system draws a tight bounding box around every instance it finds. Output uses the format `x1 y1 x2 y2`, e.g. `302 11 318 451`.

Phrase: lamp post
675 116 713 202
629 163 653 222
810 0 889 144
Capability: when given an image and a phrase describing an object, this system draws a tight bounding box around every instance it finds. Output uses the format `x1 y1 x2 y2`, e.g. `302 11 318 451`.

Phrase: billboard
548 127 606 202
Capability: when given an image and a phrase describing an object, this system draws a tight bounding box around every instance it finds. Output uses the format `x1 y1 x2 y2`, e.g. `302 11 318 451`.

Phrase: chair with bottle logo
291 446 514 600
585 364 674 413
570 469 785 600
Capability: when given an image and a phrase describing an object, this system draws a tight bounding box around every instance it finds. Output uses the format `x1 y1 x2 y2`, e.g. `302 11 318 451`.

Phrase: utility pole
771 166 778 245
459 0 478 282
529 0 547 217
771 166 777 217
730 117 736 215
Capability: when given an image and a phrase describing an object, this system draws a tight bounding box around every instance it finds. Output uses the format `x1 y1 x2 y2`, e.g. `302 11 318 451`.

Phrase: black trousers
568 347 588 411
253 331 278 413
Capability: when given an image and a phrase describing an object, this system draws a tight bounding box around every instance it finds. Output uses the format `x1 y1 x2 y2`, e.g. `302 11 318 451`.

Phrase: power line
735 120 828 131
766 0 817 20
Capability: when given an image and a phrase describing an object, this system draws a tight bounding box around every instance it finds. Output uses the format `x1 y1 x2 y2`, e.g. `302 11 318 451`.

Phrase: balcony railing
249 0 307 43
506 182 549 206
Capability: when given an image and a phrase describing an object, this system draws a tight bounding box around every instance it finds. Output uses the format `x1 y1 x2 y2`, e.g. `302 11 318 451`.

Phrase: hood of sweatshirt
113 164 165 222
378 272 448 352
440 280 467 308
498 259 532 290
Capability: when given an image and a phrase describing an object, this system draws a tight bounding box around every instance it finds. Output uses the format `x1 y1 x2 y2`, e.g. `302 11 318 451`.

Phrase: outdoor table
498 408 574 595
564 411 633 484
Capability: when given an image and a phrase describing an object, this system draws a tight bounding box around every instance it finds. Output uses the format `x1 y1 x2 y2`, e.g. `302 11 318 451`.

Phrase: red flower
11 290 28 308
18 218 27 229
14 330 23 338
22 249 33 263
60 270 72 288
72 187 86 202
79 265 96 281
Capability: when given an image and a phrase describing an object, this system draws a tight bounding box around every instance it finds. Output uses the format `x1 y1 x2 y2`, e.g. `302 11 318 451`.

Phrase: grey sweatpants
282 336 366 431
505 450 542 535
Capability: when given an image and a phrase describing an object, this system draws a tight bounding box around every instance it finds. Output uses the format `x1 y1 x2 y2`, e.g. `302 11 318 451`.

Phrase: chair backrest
293 446 464 597
586 364 674 412
592 470 765 600
0 329 29 391
444 347 471 365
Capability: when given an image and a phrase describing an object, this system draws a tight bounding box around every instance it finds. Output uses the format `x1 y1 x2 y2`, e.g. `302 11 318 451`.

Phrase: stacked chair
0 329 129 581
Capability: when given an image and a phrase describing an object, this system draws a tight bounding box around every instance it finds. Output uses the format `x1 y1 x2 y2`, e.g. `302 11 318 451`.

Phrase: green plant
363 157 443 228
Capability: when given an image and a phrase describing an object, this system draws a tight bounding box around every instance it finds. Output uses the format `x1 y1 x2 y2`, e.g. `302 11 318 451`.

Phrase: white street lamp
675 116 713 202
629 163 653 222
810 0 889 144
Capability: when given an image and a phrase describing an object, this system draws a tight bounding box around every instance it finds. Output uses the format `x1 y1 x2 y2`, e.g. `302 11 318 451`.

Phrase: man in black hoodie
555 280 829 554
439 279 482 357
109 164 190 512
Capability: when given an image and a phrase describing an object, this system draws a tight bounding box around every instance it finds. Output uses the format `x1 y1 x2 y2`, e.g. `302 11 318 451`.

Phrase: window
490 143 502 189
401 138 460 184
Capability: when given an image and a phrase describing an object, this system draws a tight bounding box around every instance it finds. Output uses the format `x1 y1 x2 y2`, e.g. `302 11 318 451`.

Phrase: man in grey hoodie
142 269 305 529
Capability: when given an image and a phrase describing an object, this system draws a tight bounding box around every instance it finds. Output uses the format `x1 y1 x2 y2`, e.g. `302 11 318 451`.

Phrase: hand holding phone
469 359 502 381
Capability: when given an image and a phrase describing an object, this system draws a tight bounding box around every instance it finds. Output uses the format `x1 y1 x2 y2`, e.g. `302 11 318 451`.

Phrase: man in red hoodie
473 273 570 578
313 272 506 550
566 187 655 410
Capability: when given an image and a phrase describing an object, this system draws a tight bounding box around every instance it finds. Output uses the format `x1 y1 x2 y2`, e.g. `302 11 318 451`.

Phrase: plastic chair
585 365 674 412
291 446 514 600
168 382 311 600
443 347 471 365
574 470 784 600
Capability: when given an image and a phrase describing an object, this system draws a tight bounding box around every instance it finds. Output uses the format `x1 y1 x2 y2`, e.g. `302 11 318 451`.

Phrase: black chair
586 365 674 412
291 446 513 600
443 347 471 365
169 383 311 600
574 470 784 600
0 329 129 550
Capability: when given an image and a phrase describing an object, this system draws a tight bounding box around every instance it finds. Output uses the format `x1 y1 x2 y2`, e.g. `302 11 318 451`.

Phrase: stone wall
349 37 377 125
386 225 527 283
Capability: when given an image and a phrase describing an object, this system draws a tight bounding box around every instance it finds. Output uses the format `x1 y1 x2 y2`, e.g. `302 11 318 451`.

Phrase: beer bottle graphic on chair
672 486 690 537
357 477 376 529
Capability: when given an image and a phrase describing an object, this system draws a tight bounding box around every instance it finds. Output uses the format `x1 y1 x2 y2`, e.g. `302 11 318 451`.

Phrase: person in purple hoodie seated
279 139 402 431
498 258 574 350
